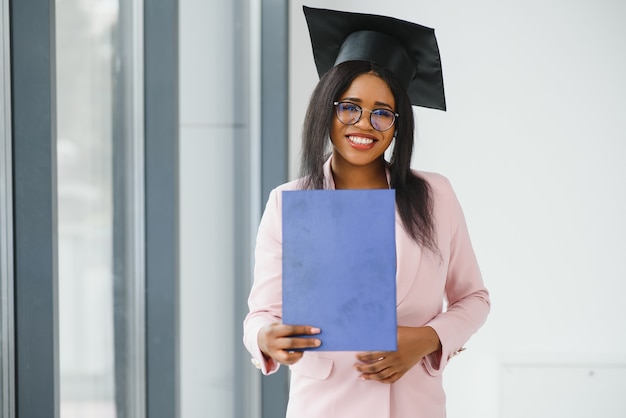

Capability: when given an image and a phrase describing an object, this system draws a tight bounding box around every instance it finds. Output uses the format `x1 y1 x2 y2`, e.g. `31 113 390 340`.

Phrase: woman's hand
353 326 441 384
258 323 321 365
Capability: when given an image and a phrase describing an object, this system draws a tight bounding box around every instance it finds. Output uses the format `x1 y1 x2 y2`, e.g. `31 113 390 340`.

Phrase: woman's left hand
353 326 441 384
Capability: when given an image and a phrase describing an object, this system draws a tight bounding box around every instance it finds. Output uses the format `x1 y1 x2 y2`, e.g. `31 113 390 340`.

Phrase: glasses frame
333 101 399 132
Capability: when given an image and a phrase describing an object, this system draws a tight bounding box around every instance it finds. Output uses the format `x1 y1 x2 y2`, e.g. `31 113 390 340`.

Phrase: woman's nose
354 111 374 130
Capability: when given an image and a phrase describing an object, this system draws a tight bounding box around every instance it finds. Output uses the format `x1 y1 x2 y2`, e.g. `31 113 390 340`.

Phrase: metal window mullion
238 1 263 416
233 0 262 417
10 1 59 417
260 1 290 417
1 0 15 416
129 0 146 415
113 0 146 415
115 0 146 418
144 0 179 417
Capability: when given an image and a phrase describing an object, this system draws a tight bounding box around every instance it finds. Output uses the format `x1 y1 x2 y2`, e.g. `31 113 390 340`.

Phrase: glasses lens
370 109 395 131
336 102 361 125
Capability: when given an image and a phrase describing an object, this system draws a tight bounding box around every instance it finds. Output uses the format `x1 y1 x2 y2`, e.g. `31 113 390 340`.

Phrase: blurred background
1 0 625 417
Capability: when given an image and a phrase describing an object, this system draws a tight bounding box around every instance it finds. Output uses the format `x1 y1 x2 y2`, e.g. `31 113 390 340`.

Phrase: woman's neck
331 158 389 190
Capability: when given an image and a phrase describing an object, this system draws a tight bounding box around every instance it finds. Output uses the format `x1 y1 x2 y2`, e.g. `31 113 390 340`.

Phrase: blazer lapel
395 217 422 307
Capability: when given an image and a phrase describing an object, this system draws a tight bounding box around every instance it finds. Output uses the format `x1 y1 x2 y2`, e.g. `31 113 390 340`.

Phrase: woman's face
330 72 396 169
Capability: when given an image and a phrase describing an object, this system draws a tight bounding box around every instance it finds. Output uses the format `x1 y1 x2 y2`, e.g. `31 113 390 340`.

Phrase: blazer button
447 347 466 361
251 358 262 369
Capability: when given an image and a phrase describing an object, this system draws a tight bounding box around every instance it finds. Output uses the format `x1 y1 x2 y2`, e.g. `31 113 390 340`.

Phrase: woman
243 6 490 418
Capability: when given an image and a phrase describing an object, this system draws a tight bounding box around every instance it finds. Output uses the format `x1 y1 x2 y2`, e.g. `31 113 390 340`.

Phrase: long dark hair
299 60 438 253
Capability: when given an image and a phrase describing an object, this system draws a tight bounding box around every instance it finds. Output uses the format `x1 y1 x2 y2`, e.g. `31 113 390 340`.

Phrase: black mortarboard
303 6 446 111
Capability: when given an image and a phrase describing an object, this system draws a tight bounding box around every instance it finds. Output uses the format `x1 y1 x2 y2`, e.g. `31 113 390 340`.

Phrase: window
56 0 144 416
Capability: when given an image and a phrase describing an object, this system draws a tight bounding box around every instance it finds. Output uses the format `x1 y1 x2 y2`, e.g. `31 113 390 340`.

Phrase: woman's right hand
258 323 321 365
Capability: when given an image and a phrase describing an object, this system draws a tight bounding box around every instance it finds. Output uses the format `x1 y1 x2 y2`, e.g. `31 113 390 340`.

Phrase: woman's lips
346 135 377 149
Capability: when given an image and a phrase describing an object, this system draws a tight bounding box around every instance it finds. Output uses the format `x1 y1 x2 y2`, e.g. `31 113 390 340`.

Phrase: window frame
1 0 14 416
7 0 179 416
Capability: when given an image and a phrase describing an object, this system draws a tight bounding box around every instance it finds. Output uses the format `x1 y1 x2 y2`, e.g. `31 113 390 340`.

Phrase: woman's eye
342 103 359 112
373 109 392 119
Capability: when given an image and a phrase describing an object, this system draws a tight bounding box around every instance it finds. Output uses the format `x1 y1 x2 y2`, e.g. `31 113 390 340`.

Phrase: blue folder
282 189 397 351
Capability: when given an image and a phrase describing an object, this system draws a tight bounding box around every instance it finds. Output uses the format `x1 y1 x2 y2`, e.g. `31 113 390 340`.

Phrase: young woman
243 7 490 418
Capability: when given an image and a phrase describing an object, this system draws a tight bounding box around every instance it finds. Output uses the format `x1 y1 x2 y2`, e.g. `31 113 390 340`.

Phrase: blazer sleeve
243 188 283 375
424 177 491 376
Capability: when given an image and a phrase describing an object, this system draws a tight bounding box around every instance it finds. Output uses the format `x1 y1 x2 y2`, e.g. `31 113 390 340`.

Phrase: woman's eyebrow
341 97 393 109
341 96 363 103
374 100 393 109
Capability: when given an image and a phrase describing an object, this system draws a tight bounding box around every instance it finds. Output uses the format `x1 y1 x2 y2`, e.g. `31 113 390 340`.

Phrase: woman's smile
346 134 377 148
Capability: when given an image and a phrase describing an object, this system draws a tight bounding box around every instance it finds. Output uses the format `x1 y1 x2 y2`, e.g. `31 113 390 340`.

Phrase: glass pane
56 0 141 417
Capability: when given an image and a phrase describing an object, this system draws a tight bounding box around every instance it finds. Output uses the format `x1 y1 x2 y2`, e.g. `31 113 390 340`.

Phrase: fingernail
310 327 321 334
314 339 322 347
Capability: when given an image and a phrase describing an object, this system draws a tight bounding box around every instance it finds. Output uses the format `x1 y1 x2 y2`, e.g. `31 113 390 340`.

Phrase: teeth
348 136 374 145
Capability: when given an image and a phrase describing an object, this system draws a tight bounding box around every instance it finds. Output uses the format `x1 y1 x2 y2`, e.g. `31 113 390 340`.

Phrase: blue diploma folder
282 189 397 351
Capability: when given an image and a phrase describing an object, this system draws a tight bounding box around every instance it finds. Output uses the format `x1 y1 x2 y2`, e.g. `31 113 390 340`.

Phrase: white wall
178 0 626 416
290 1 626 417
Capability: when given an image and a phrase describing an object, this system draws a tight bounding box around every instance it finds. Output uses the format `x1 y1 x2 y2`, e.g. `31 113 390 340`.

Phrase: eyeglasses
333 101 399 132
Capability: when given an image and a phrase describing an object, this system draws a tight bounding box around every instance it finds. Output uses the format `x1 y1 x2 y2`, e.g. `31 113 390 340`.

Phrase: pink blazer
243 160 490 418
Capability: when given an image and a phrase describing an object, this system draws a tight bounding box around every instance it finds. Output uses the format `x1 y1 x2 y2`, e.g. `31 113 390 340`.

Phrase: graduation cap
303 6 446 111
